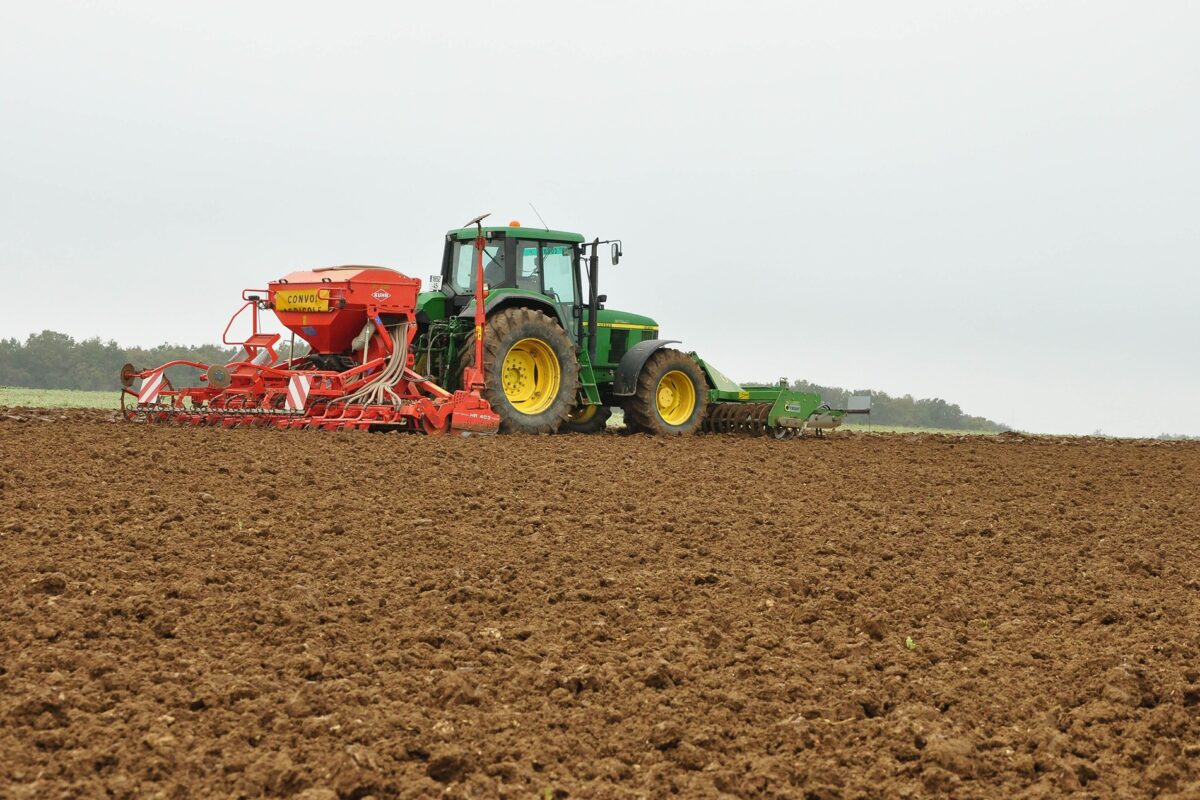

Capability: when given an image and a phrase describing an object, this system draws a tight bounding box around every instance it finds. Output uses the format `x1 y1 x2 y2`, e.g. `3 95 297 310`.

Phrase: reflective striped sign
286 375 312 411
137 371 165 404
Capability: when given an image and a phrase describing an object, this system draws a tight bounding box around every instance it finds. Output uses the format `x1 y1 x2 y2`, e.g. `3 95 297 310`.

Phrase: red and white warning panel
286 374 312 411
137 371 165 404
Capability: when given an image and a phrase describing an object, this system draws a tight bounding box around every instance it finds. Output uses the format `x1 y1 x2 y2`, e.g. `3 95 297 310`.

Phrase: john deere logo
372 290 391 301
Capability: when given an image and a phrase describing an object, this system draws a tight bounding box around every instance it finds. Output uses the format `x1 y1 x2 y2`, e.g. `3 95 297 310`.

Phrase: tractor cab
427 221 657 376
438 224 586 343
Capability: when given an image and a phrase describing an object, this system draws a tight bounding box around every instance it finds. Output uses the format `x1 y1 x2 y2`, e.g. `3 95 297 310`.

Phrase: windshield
450 239 504 292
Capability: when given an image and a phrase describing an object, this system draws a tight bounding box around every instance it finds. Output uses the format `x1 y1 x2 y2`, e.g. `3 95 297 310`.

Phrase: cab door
514 239 583 346
540 242 582 345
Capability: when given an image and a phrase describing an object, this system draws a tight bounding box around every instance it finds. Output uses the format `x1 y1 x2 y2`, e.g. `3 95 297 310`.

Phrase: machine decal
372 290 391 301
276 289 329 312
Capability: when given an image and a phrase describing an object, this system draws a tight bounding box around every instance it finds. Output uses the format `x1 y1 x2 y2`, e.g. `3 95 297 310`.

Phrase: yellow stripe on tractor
596 322 659 331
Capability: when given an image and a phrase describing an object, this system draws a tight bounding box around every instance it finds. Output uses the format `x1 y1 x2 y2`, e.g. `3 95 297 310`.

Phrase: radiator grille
609 329 629 362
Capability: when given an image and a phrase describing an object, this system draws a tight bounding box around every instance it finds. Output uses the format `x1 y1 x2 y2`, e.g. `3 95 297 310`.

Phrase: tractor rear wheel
560 404 612 434
460 307 579 434
622 348 707 436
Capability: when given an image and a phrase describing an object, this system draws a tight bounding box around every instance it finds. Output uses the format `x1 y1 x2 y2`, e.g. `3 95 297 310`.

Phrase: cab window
451 239 504 292
541 244 576 305
516 240 540 291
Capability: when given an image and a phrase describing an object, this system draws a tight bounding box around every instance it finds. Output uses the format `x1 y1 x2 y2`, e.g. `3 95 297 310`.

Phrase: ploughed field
2 410 1198 799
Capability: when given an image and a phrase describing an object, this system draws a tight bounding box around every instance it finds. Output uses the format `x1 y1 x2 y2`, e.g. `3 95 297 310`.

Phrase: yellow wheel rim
656 370 696 426
567 405 597 423
501 338 561 415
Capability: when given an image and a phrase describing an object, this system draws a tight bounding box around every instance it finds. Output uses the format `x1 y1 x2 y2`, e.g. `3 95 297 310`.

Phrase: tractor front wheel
622 349 707 436
461 307 579 434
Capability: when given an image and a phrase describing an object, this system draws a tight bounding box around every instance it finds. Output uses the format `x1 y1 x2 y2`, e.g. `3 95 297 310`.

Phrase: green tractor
413 220 854 436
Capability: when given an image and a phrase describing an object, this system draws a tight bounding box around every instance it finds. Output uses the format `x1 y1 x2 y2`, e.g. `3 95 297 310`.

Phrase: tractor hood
589 307 660 333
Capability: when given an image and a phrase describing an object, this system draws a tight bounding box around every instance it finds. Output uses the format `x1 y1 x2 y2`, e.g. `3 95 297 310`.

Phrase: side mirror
611 243 622 265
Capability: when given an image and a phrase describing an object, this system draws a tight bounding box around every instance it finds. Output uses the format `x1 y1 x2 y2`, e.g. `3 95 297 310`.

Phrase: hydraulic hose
339 323 411 408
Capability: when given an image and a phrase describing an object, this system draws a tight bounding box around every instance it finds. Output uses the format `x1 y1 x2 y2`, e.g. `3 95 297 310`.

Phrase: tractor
412 220 700 435
119 215 858 436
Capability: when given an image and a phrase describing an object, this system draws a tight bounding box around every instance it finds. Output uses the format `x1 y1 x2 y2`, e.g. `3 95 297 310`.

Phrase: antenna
529 202 550 230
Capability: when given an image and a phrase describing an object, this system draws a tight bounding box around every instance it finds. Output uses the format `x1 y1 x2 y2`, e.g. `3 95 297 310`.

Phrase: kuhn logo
371 290 391 301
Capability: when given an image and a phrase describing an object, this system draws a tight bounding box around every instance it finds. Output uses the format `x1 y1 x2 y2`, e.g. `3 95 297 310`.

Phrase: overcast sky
1 2 1196 436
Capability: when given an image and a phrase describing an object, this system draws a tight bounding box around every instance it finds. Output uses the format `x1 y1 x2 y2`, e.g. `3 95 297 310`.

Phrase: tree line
788 379 1008 432
0 330 259 390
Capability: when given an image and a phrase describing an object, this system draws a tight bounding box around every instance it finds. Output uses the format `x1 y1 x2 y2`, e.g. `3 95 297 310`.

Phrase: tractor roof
446 226 585 244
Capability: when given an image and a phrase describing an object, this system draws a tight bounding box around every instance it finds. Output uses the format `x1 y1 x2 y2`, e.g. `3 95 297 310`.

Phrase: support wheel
560 404 612 434
460 307 579 434
622 349 707 436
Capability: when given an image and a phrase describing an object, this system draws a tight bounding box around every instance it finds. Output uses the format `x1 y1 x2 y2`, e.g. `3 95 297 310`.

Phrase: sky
1 2 1196 437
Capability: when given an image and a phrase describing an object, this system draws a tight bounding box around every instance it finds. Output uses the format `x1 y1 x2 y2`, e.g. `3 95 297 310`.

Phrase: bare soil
1 414 1198 798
